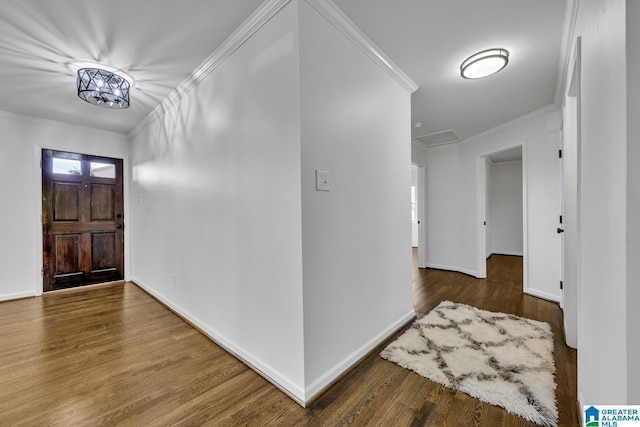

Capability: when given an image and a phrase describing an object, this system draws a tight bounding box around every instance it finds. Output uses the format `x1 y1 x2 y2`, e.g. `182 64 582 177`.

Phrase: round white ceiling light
460 48 509 79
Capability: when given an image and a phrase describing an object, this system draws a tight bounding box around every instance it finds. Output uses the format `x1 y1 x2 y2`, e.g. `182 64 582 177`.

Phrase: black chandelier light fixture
77 68 130 109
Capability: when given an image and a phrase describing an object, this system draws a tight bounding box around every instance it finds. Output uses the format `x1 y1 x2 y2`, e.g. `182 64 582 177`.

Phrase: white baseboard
0 290 36 302
524 287 560 303
130 278 416 406
578 391 584 425
425 263 478 278
304 309 416 402
130 277 306 405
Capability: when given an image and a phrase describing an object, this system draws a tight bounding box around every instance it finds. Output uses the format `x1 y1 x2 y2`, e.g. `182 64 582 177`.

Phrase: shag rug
381 301 557 427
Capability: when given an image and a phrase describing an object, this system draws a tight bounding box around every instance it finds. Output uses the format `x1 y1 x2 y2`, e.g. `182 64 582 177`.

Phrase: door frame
412 162 427 268
560 36 581 349
475 141 527 292
34 144 130 295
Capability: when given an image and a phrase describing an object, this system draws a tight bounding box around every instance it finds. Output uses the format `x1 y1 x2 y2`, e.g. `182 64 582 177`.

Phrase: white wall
0 112 129 301
414 143 466 274
128 0 415 404
627 0 640 404
414 107 562 302
488 161 523 256
566 0 629 406
298 0 414 397
129 1 306 399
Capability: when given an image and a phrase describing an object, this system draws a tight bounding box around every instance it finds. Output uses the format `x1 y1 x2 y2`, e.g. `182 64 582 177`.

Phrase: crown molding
304 0 418 94
554 0 579 106
129 0 418 139
129 0 294 139
460 104 559 145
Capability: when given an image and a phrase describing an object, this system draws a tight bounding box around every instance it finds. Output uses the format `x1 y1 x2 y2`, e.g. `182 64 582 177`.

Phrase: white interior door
523 138 562 302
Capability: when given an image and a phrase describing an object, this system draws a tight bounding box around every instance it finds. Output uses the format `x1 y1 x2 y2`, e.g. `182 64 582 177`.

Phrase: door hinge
559 149 563 158
560 280 563 290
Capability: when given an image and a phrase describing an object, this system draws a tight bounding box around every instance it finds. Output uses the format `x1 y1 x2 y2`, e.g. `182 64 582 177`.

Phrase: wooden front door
42 150 124 291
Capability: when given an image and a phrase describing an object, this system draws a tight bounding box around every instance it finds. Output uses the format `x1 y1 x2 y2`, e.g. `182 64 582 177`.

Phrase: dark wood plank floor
0 252 578 426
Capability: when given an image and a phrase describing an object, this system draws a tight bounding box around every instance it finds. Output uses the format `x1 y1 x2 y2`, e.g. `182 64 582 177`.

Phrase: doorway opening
42 149 125 291
486 148 524 260
411 163 426 268
475 144 525 283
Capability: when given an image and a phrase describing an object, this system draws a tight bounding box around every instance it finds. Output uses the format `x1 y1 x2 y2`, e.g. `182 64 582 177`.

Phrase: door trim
410 161 427 268
34 144 130 296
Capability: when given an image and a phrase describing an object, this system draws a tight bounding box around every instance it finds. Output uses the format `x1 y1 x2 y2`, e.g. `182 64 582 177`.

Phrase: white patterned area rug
381 301 557 427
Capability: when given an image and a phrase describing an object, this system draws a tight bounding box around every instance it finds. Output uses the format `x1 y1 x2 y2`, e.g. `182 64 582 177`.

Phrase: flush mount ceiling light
77 68 130 109
460 48 509 79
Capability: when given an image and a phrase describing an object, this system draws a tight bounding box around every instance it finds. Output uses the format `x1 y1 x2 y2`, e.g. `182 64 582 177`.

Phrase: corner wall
127 0 416 404
0 112 129 301
298 0 415 398
128 1 306 398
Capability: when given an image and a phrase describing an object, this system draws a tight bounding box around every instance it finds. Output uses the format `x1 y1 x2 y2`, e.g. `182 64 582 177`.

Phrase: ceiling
332 0 567 142
0 0 264 134
0 0 566 139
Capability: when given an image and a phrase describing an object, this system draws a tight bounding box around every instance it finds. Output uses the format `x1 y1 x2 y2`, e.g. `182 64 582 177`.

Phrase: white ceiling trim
554 0 579 106
415 104 558 151
460 104 559 146
129 0 418 138
129 0 294 138
305 0 418 94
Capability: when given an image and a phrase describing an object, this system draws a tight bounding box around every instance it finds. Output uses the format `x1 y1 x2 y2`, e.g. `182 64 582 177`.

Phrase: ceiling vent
415 129 463 148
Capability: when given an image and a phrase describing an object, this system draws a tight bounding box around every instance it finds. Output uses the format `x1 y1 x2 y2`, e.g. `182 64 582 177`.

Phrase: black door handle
557 228 564 233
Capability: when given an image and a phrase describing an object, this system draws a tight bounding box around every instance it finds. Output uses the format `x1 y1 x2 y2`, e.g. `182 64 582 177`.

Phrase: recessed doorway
41 149 124 291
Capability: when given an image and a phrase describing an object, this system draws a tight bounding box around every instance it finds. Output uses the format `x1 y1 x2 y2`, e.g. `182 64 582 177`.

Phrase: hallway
0 254 578 426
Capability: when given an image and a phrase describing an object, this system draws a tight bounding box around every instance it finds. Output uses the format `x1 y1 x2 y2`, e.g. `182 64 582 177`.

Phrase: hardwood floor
0 253 578 426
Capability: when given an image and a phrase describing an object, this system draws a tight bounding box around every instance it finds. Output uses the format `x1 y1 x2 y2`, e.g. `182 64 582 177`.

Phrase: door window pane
90 162 116 178
52 158 81 175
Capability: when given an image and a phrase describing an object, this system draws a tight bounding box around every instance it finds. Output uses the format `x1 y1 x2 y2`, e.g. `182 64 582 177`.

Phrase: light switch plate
316 170 330 191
